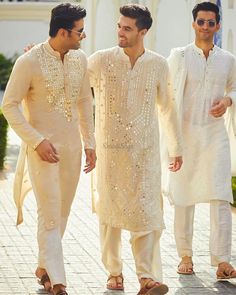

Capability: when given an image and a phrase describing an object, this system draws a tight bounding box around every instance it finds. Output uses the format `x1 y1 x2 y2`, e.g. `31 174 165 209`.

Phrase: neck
124 43 145 68
49 38 68 61
195 39 214 58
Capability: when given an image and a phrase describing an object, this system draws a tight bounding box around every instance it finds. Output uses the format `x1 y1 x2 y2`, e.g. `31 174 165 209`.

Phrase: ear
58 28 68 38
215 23 220 32
140 28 147 36
192 21 196 30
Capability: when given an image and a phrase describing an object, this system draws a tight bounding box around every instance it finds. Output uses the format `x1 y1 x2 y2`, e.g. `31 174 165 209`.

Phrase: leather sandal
38 273 52 292
137 278 169 295
217 262 236 279
107 273 124 290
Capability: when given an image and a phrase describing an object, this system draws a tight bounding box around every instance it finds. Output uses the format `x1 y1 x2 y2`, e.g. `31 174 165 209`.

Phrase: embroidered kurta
2 41 95 228
88 46 182 232
167 43 236 207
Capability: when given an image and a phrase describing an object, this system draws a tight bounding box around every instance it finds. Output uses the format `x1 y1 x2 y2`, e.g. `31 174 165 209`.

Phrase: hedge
0 109 8 170
232 177 236 207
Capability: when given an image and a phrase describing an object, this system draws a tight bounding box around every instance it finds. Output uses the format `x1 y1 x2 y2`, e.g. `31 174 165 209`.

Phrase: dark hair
49 3 86 37
120 4 152 31
192 2 220 24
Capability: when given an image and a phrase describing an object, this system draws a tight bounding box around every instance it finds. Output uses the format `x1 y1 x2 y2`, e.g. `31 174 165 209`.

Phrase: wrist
223 97 232 107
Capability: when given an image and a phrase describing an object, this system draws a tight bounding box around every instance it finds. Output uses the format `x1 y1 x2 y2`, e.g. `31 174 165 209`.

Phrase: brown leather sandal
55 291 68 295
177 261 194 275
217 262 236 279
38 273 52 292
107 273 124 291
137 278 169 295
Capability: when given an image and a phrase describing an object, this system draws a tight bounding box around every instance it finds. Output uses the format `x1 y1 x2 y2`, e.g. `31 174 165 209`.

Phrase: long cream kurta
166 43 236 207
88 46 182 232
2 41 95 228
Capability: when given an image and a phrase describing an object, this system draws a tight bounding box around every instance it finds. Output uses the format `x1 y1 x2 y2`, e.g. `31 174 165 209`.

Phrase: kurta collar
43 40 70 59
117 46 147 63
192 42 217 57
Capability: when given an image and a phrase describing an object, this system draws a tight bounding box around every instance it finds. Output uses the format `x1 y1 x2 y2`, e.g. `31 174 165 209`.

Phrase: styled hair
192 2 220 24
49 3 86 37
120 4 152 31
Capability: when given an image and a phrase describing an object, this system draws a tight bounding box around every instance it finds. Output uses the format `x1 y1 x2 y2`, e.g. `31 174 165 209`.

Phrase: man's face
192 11 220 42
66 18 86 50
117 15 145 48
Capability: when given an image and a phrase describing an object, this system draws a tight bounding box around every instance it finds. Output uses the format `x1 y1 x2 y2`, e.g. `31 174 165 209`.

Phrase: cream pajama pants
100 223 163 282
174 200 232 266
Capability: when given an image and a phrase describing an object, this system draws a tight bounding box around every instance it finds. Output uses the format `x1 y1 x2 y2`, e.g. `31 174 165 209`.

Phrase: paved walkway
0 129 236 294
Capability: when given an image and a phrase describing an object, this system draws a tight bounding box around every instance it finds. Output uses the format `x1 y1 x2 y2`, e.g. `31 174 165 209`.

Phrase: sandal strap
56 291 68 295
107 273 123 282
40 273 50 285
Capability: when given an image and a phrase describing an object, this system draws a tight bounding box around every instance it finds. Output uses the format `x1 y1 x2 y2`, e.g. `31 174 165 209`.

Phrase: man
1 3 96 295
167 1 236 279
88 4 182 295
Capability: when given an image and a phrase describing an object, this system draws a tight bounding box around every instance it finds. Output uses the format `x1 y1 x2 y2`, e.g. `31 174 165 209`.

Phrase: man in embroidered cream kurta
88 4 182 294
166 2 236 278
1 4 96 295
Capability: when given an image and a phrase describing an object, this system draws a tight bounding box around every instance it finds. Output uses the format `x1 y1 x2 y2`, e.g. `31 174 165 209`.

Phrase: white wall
0 0 235 59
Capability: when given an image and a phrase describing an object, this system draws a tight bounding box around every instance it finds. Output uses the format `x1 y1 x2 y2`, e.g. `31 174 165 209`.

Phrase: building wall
0 0 235 58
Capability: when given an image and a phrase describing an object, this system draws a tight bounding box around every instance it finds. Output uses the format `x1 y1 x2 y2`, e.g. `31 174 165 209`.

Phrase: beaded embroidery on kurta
36 45 83 122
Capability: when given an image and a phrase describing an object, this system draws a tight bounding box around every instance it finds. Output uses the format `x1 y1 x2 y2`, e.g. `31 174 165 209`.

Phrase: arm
1 55 45 150
77 68 96 173
210 57 236 117
157 59 183 172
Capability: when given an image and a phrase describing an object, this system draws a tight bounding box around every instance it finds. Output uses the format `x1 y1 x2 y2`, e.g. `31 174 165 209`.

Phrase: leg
99 222 123 290
131 230 168 295
210 200 236 279
27 150 67 292
174 205 195 274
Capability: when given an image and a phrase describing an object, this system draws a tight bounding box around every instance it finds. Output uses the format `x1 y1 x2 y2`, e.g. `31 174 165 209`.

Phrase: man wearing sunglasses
1 3 96 295
165 1 236 279
88 3 182 295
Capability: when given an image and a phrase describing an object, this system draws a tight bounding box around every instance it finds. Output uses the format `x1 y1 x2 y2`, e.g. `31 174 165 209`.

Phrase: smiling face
192 10 220 43
117 15 146 48
65 18 86 50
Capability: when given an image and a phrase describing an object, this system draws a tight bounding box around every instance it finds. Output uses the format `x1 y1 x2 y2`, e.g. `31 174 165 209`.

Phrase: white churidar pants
99 223 163 282
174 200 232 266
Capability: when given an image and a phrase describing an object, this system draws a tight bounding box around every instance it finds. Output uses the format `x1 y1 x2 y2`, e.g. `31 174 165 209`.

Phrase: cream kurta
88 46 182 232
2 41 95 228
167 43 236 207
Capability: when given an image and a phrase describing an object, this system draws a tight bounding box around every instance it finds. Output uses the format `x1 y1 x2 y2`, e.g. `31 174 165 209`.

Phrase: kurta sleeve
88 52 101 88
77 66 96 150
157 59 182 157
226 57 236 105
1 55 44 149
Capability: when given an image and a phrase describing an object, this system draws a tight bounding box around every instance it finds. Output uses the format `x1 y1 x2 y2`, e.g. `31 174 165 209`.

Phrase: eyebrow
117 23 133 30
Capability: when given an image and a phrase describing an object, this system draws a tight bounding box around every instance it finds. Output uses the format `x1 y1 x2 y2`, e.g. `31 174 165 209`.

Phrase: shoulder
89 46 118 61
14 43 43 68
145 50 167 66
216 47 236 62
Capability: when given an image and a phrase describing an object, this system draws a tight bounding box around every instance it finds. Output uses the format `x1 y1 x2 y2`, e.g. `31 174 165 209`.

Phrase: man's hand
209 97 232 118
35 139 59 163
24 43 35 53
169 156 183 172
83 149 96 173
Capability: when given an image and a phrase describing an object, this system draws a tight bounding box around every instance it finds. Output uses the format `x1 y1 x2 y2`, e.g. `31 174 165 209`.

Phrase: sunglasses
196 19 216 28
67 27 85 37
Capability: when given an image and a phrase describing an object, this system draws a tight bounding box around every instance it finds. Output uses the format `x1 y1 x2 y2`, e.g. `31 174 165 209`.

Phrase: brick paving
0 128 236 294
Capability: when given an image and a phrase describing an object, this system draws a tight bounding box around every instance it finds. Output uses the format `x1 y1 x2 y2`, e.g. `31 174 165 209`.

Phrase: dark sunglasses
196 19 216 28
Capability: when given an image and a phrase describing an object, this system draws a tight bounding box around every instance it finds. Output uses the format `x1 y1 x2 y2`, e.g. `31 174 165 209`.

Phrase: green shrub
0 53 17 90
0 109 8 170
232 177 236 207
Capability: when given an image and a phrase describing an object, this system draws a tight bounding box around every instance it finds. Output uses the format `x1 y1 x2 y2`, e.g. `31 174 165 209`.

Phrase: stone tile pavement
1 129 236 294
